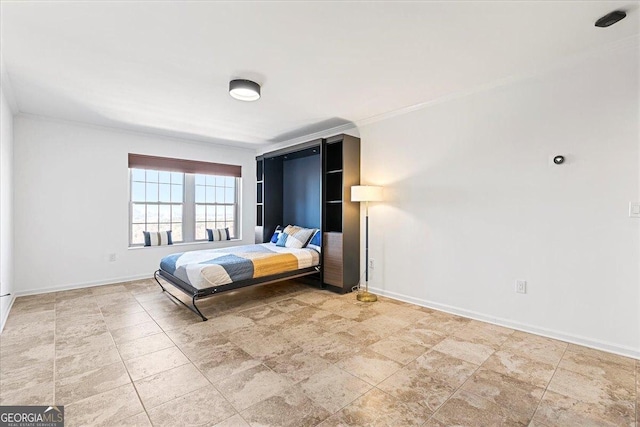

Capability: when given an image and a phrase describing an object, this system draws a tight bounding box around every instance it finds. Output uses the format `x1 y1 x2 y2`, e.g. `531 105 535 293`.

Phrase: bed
153 242 321 320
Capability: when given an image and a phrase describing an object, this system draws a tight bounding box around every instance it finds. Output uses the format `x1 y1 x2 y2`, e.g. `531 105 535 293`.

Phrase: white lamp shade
351 185 383 202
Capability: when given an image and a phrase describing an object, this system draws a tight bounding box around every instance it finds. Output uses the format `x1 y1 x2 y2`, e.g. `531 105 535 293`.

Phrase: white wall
0 83 15 330
13 116 256 294
360 44 640 357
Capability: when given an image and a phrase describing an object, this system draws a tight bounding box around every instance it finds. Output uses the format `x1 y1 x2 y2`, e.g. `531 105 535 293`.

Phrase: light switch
630 202 640 218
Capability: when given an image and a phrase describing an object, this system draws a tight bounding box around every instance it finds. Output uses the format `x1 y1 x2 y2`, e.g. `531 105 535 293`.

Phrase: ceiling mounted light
229 79 261 101
595 10 626 27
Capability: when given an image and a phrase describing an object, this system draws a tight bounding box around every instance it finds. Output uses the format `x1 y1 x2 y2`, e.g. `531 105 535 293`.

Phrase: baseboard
368 286 640 360
0 294 16 333
14 273 154 298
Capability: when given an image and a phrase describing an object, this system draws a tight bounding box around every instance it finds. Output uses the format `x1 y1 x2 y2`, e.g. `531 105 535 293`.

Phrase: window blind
128 154 241 177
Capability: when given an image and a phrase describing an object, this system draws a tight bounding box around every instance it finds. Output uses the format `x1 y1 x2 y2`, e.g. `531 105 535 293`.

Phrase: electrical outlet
369 259 375 270
629 202 640 218
108 253 117 262
515 280 527 294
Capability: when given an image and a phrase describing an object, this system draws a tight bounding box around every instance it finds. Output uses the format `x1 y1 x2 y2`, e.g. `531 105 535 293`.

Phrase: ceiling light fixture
595 10 626 27
229 79 261 101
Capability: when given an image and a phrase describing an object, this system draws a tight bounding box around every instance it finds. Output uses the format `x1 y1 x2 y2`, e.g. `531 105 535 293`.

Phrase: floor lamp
351 185 383 302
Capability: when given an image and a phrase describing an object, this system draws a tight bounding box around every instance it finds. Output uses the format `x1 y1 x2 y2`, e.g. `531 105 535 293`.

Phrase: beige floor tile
191 341 262 383
499 331 567 365
532 390 635 427
164 319 223 346
298 332 362 363
55 347 121 378
206 313 256 334
118 412 153 426
1 339 55 370
432 336 497 365
125 346 190 381
322 387 432 427
264 346 334 384
0 360 53 393
217 363 293 411
240 384 331 427
55 331 116 359
279 321 331 344
299 365 372 413
333 324 387 347
393 324 447 348
64 383 144 427
378 362 457 413
169 332 230 361
565 344 636 369
213 414 250 427
56 361 130 405
268 297 310 313
482 349 557 388
117 332 174 360
559 347 636 388
152 309 205 331
90 284 130 296
55 296 102 318
233 331 296 361
414 350 479 388
433 389 525 426
358 314 410 333
460 367 545 424
110 320 163 344
147 385 236 427
99 300 146 317
54 288 93 302
547 368 635 406
453 320 514 347
55 315 108 340
415 311 471 335
11 294 55 314
2 310 55 338
239 304 290 322
134 363 209 409
292 290 340 305
0 381 54 406
103 310 153 330
336 348 403 385
369 335 428 365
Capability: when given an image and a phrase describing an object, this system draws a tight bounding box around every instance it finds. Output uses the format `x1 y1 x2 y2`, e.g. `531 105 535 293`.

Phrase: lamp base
356 291 378 302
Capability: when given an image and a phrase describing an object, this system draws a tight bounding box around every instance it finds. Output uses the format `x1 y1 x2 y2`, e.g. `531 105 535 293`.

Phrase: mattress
159 243 320 290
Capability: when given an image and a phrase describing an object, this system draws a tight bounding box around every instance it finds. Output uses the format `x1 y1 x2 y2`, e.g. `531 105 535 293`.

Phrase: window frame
129 169 185 246
128 168 241 247
193 174 240 241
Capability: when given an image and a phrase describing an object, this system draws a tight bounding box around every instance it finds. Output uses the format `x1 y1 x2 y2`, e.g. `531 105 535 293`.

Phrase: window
128 154 241 246
130 169 184 244
195 174 237 240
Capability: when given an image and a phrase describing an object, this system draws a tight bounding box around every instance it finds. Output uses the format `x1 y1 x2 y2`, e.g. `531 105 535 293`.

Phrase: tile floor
0 278 637 427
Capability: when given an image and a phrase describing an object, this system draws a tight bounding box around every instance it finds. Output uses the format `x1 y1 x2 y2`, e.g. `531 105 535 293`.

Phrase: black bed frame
153 266 321 321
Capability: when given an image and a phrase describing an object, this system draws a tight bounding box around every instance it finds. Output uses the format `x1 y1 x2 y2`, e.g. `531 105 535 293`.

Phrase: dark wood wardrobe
256 134 360 293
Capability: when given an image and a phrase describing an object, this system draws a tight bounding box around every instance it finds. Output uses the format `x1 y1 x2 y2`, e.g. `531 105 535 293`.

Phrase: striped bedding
159 243 320 290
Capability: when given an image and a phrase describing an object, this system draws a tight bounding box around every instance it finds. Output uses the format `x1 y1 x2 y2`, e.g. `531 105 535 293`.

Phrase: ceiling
1 1 638 148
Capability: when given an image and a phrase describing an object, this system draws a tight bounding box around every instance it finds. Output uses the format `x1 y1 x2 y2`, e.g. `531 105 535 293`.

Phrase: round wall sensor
553 155 565 165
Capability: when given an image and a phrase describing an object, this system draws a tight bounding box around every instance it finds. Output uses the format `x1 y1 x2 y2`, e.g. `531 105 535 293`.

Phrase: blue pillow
143 230 173 246
309 230 321 247
207 228 230 241
270 226 283 243
276 233 288 247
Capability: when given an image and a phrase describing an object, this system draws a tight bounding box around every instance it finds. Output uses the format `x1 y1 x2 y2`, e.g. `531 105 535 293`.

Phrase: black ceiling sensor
595 11 626 27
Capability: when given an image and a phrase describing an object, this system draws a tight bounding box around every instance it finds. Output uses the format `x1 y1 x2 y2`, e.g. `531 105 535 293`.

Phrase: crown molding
356 35 640 128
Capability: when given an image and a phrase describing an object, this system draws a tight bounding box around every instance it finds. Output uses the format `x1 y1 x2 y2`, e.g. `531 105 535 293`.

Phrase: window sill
128 238 243 250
